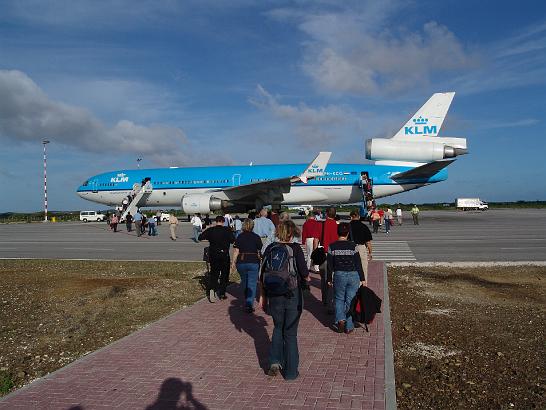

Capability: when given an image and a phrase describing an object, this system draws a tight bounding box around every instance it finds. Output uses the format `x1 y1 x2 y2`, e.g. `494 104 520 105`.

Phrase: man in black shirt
348 209 373 284
199 215 235 302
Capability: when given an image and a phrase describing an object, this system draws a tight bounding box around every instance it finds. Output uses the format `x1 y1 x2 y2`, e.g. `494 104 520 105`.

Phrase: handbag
310 246 326 266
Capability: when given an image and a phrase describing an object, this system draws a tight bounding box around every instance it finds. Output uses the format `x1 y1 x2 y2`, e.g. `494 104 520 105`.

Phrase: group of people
106 209 181 240
197 206 374 381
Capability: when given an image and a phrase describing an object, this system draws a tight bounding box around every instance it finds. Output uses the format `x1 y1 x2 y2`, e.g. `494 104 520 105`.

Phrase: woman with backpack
259 220 309 380
327 222 366 334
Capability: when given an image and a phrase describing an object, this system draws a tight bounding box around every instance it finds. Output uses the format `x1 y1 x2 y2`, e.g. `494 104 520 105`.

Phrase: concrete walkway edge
383 263 397 410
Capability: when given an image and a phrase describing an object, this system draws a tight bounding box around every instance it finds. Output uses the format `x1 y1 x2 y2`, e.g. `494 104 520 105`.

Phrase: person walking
233 215 242 239
190 213 203 243
319 207 339 313
327 222 366 334
348 209 373 284
110 214 119 232
253 208 276 252
125 212 133 232
371 208 380 233
259 220 309 380
147 214 157 236
411 205 420 225
231 218 262 312
385 208 393 234
301 212 321 272
134 210 143 237
155 210 162 226
199 216 235 302
169 213 179 241
396 206 403 226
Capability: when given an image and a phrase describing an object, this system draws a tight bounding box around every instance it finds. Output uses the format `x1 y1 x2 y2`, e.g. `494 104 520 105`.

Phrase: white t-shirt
191 216 202 227
396 208 402 217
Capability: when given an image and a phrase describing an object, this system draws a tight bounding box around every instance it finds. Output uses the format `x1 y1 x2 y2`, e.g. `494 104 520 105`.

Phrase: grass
0 259 234 397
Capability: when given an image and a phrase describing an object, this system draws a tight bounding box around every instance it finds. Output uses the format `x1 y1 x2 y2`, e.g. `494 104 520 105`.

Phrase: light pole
137 157 142 168
42 139 50 222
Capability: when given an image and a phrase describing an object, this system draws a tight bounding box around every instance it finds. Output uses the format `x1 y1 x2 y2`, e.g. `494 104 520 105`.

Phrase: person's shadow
302 275 332 328
227 292 271 372
145 377 207 410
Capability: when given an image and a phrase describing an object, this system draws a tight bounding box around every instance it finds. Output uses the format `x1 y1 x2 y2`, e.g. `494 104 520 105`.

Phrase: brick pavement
1 261 389 410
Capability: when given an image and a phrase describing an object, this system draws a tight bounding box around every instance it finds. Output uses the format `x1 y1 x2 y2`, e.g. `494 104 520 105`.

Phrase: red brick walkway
1 262 388 410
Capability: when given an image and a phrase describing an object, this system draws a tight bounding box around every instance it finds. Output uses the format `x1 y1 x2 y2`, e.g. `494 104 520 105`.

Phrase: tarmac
0 209 545 262
0 262 392 410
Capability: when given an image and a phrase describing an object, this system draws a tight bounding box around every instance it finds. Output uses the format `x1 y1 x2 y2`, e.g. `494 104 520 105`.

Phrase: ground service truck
456 198 488 211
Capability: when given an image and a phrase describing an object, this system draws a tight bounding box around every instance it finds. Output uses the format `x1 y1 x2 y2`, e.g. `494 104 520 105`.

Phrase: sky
1 0 545 212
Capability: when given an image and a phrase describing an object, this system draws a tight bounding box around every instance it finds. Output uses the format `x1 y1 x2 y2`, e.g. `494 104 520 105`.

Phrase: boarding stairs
359 177 375 217
120 181 153 222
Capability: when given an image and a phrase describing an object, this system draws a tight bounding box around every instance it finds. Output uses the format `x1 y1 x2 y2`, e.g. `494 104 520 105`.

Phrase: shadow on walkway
303 275 332 328
145 378 207 410
227 287 270 372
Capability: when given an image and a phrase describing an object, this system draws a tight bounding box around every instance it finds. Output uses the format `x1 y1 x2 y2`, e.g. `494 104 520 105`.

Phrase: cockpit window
82 180 89 186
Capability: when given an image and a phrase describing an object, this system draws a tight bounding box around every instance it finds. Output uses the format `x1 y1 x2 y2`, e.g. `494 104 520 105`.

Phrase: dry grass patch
0 259 216 396
389 265 546 409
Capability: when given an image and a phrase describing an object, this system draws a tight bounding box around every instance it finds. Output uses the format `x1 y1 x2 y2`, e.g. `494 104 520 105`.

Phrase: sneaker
208 289 216 303
267 364 281 377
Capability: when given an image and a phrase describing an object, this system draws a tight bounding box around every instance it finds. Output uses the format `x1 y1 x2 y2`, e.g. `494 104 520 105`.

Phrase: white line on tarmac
500 247 546 250
63 248 112 251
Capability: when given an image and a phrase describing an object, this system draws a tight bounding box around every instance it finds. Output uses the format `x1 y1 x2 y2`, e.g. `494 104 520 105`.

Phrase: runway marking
64 247 112 251
500 247 546 250
373 241 416 262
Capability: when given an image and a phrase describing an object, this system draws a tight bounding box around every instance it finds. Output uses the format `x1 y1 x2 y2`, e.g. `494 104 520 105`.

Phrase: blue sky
1 0 545 212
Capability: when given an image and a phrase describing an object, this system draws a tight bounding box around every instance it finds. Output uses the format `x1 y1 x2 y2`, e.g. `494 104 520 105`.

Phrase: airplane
77 92 467 215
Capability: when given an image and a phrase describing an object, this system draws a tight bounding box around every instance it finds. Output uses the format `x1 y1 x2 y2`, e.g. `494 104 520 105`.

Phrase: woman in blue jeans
259 220 309 380
232 218 263 312
327 222 366 334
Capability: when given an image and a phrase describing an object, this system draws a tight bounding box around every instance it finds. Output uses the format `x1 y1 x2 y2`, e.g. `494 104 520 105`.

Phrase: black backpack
262 243 298 296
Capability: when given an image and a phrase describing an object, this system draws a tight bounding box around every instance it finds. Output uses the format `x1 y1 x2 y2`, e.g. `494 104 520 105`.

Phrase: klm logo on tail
404 116 437 135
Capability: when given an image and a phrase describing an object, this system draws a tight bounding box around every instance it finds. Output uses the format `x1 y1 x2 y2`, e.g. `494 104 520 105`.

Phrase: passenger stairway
359 174 375 216
120 181 153 221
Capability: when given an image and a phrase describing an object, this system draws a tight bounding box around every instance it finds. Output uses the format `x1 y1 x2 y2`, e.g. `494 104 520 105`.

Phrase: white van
80 211 106 222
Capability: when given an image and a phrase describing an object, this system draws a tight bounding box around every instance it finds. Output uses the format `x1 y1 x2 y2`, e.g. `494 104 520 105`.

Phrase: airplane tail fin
392 92 455 139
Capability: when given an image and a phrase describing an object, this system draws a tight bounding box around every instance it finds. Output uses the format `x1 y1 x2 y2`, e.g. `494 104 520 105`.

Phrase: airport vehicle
77 92 467 216
79 210 106 222
456 198 488 211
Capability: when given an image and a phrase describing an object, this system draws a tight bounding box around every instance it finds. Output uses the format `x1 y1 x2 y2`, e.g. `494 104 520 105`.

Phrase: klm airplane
77 92 468 214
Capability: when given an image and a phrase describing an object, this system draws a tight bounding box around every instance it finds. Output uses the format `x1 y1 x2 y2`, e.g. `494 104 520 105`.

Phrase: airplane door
91 179 98 193
232 174 241 186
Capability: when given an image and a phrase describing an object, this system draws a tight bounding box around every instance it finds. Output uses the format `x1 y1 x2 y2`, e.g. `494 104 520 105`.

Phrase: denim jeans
148 223 157 236
193 226 201 242
268 291 302 380
385 218 390 233
236 262 259 308
333 271 360 331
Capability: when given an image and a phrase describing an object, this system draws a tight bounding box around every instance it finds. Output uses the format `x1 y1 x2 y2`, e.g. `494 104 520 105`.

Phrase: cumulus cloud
0 69 191 165
269 2 475 96
249 84 359 145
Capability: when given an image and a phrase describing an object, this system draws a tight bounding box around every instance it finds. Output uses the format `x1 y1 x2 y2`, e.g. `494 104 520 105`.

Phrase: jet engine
365 139 467 162
181 194 224 214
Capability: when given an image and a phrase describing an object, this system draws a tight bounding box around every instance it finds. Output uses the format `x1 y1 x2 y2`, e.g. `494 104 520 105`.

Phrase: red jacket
322 218 338 252
302 218 321 242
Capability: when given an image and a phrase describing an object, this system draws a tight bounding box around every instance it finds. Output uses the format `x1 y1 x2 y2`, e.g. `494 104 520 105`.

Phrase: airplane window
82 180 89 186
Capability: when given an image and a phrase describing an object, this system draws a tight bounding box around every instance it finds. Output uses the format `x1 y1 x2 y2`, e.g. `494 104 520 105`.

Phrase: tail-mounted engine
365 137 467 162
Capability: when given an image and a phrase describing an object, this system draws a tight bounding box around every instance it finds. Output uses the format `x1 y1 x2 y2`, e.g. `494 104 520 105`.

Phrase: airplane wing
219 152 331 203
390 159 455 181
